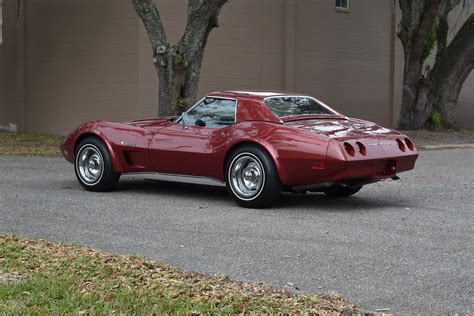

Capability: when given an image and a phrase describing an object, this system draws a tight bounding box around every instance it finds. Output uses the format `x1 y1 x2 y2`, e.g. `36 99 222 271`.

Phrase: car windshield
264 96 336 117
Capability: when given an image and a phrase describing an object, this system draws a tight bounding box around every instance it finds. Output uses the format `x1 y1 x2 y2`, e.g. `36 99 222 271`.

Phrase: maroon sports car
61 91 418 208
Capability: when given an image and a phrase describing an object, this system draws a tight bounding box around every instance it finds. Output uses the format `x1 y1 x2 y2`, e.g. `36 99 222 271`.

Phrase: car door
148 97 237 179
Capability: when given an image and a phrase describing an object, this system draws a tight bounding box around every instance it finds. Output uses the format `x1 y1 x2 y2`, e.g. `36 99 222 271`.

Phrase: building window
336 0 350 12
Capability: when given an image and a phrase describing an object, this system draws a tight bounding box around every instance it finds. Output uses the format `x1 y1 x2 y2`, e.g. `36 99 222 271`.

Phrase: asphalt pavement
1 149 473 315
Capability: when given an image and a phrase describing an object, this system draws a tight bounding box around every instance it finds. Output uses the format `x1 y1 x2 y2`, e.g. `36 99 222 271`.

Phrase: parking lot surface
1 149 473 314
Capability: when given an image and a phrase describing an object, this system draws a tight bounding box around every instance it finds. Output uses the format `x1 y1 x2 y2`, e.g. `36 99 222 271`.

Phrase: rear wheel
323 184 362 197
75 137 120 191
225 145 281 208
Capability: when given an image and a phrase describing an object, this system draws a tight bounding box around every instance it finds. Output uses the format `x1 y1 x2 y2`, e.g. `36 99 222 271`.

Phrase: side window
184 98 236 128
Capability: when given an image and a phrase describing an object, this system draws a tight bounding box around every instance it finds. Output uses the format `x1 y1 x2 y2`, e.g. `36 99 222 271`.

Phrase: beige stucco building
0 0 472 135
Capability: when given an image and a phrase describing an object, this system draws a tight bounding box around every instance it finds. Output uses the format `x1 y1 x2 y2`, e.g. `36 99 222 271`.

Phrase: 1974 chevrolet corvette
61 91 418 208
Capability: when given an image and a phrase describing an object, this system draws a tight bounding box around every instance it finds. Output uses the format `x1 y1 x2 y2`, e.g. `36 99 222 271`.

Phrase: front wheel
225 145 281 208
75 137 120 192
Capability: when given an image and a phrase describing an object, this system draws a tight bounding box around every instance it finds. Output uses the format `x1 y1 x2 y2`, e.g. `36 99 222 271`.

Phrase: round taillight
405 138 415 151
396 139 406 152
356 142 367 155
344 142 355 156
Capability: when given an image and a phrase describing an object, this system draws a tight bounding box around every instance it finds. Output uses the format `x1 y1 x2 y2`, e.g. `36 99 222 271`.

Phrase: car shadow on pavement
116 179 230 202
110 178 409 212
276 192 408 212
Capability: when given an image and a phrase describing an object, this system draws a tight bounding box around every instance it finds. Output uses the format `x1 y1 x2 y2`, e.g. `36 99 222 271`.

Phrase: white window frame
335 0 350 12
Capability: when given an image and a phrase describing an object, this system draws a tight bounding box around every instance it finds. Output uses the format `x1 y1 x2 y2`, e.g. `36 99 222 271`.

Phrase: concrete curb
418 143 474 151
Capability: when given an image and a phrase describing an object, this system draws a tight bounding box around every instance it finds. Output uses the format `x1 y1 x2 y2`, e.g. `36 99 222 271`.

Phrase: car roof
207 91 305 100
205 91 343 123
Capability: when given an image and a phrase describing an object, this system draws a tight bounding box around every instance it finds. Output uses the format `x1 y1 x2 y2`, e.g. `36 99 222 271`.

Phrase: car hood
285 118 402 139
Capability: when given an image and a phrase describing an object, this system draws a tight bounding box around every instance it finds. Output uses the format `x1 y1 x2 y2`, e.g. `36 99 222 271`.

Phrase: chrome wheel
229 153 265 200
76 145 104 185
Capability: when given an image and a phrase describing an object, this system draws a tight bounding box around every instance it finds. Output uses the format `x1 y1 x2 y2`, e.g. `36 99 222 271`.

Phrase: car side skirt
121 172 226 187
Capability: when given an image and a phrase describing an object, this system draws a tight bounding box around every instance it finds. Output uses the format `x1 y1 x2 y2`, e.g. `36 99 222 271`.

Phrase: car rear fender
225 139 287 184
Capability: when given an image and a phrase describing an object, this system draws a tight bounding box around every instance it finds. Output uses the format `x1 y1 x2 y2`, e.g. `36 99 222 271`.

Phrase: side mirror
195 119 206 127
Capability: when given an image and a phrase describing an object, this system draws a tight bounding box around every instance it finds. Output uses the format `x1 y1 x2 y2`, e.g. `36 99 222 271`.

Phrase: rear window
264 97 334 117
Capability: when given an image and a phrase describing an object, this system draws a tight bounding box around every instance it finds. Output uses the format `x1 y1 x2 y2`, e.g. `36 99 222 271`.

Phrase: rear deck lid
285 117 401 139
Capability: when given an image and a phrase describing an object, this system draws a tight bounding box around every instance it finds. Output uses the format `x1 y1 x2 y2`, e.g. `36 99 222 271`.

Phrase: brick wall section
0 0 19 130
21 0 286 134
138 0 286 117
450 5 474 128
458 75 474 128
23 0 141 134
198 0 286 93
1 0 473 134
294 0 394 127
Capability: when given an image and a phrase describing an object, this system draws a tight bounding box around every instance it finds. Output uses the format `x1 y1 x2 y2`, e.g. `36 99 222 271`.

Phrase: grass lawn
0 131 63 156
0 235 360 315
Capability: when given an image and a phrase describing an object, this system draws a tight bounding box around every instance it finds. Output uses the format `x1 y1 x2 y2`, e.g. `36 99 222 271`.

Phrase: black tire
323 184 362 197
225 145 281 208
74 137 120 192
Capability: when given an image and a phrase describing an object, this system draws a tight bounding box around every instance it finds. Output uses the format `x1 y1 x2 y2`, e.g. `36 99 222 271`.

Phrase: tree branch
439 0 463 16
173 0 228 106
415 0 439 49
428 13 474 127
397 0 414 48
179 0 228 58
187 0 204 16
397 0 438 55
436 0 471 60
431 13 474 81
132 0 168 56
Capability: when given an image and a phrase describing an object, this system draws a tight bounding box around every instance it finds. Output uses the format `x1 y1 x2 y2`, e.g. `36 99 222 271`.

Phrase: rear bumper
279 137 418 187
324 137 418 180
328 153 418 181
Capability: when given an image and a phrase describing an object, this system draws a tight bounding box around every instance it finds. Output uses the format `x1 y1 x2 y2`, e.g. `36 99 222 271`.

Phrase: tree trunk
397 0 439 129
428 14 474 128
397 0 473 130
155 51 186 117
399 68 433 129
133 0 227 117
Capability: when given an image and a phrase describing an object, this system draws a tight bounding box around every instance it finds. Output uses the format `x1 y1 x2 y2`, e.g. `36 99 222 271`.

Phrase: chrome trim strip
121 172 226 187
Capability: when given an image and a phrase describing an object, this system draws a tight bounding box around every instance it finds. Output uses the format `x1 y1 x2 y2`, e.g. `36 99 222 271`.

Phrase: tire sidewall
74 137 119 191
75 143 105 187
225 145 281 208
227 152 266 202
